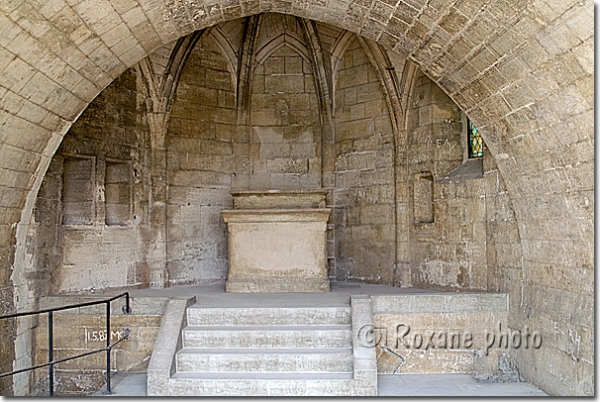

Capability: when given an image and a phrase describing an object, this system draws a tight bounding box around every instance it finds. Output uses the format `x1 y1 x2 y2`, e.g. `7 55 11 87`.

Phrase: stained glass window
468 119 483 158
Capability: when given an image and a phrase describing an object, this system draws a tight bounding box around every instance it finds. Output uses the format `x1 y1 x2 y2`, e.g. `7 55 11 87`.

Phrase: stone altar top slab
221 209 331 223
230 189 328 209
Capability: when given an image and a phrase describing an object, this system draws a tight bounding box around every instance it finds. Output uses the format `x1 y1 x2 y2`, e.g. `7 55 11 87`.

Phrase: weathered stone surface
150 295 376 396
32 295 168 395
223 190 331 293
1 1 594 397
231 189 327 209
373 293 510 377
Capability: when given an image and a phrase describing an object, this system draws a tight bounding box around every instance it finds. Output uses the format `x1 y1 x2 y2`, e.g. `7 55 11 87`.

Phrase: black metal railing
0 292 132 396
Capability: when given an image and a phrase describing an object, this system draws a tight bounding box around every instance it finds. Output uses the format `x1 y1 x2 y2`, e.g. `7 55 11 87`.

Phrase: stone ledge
226 278 330 293
371 293 508 315
437 158 483 182
221 208 331 222
147 296 196 396
38 295 169 316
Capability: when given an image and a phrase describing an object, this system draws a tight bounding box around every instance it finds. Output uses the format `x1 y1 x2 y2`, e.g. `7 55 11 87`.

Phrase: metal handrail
0 292 132 396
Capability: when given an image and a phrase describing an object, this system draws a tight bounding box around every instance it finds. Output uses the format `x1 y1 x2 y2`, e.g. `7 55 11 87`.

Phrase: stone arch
330 30 356 75
255 33 312 65
136 31 204 147
206 26 239 81
2 3 591 248
0 0 593 396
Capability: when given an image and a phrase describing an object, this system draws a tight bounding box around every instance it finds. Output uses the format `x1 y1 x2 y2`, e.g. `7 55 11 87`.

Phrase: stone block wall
166 33 236 286
249 46 322 190
401 68 593 393
7 9 592 395
32 295 166 396
483 155 524 322
333 38 396 284
27 69 150 295
407 70 489 291
372 293 512 378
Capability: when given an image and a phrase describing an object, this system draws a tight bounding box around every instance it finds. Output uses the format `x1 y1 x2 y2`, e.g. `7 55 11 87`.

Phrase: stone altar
221 190 331 292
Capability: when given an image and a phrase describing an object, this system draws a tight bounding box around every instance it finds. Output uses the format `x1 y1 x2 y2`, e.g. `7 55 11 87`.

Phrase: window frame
461 113 483 161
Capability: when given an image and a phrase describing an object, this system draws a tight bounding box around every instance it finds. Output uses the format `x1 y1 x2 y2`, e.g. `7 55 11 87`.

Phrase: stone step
147 297 378 397
186 306 352 326
176 348 354 373
166 375 377 396
182 325 352 349
172 372 354 380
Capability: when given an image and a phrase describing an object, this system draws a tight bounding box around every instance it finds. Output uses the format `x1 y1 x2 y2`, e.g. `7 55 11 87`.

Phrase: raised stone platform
141 282 512 396
47 282 515 396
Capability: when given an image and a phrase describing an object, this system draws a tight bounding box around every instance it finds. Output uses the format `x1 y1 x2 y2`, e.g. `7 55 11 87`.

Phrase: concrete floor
377 374 548 396
97 371 548 396
122 280 436 306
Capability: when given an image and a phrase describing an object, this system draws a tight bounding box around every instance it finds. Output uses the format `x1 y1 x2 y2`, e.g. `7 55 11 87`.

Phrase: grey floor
123 280 436 306
377 374 548 396
97 371 547 397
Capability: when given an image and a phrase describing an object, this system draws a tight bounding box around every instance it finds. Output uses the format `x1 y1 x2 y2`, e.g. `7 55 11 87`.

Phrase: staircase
147 296 377 396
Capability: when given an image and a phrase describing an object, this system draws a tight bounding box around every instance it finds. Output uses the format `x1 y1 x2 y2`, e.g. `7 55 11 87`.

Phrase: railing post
125 293 130 314
106 301 111 395
0 293 131 395
48 311 54 397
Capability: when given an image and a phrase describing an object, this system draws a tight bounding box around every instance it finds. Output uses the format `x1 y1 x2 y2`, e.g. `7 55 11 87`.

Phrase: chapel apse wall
332 36 396 284
407 69 488 291
25 14 498 294
22 10 531 298
248 14 323 190
166 30 237 285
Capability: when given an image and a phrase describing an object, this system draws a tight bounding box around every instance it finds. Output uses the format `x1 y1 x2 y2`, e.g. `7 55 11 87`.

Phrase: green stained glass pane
468 119 483 158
